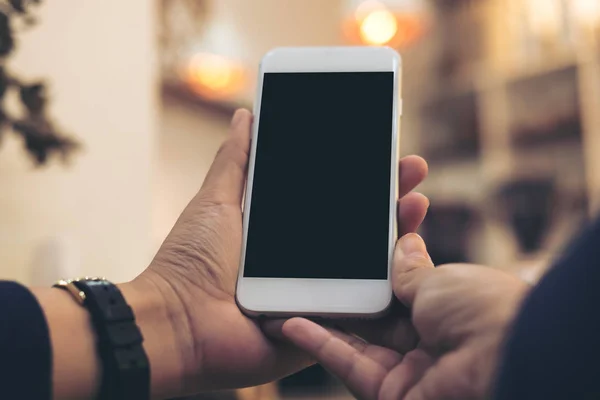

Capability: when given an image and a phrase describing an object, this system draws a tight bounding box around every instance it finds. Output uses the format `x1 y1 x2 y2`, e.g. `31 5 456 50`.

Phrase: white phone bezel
236 46 402 318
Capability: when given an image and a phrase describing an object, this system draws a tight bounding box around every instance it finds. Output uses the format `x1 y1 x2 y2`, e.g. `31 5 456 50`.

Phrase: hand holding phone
236 47 403 318
133 93 426 394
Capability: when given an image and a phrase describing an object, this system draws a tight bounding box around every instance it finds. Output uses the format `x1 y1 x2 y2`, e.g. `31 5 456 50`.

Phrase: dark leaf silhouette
20 83 46 114
0 67 8 98
0 12 14 57
0 1 80 167
13 118 80 166
9 0 27 13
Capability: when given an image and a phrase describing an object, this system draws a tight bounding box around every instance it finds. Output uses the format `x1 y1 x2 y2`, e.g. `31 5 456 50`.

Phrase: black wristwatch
53 277 150 400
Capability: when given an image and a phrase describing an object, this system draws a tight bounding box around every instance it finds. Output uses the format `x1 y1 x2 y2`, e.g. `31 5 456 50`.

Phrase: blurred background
1 0 599 399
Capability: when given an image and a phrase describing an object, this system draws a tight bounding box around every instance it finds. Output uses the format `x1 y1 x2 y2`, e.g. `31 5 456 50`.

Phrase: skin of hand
280 233 531 400
137 109 429 397
35 108 430 400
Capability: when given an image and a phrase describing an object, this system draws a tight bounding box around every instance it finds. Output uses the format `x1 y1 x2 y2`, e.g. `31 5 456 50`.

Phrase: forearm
32 279 184 400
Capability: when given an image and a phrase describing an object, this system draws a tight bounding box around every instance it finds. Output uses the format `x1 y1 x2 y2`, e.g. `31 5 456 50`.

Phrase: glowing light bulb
343 0 428 48
192 54 232 90
183 53 245 99
359 8 398 45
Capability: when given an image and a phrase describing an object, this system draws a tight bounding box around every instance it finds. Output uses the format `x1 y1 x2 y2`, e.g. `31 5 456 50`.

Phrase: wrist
119 275 188 399
33 287 100 400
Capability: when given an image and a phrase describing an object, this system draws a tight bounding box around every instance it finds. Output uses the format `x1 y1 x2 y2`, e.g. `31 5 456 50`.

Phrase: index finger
282 318 390 400
393 233 435 307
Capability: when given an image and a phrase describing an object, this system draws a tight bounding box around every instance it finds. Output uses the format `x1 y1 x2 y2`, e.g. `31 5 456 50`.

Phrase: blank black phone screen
243 72 394 280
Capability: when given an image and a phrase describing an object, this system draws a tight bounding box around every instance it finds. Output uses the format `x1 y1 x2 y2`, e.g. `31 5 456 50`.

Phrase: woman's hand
128 109 430 397
281 234 530 400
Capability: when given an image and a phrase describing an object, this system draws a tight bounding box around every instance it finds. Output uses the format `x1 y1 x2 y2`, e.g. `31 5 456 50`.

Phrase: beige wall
0 1 157 284
154 100 229 246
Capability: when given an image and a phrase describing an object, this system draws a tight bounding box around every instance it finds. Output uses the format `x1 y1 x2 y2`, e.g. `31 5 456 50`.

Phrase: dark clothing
495 218 600 399
0 281 51 399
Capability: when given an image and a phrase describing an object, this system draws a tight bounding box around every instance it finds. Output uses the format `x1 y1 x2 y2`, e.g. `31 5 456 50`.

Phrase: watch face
72 276 106 282
55 276 106 286
53 277 106 305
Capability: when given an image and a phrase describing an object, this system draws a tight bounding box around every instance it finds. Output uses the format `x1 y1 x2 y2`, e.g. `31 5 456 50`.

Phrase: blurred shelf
403 0 600 266
414 74 479 107
501 54 579 86
281 394 353 400
420 159 485 202
432 0 479 11
418 91 481 164
161 81 251 119
422 143 480 165
510 116 582 149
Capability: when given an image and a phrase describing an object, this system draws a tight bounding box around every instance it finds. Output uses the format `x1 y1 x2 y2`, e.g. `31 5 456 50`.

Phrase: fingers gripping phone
236 47 401 318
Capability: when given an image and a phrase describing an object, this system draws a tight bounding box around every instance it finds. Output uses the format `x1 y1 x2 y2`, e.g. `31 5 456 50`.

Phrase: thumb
198 109 252 205
393 233 435 307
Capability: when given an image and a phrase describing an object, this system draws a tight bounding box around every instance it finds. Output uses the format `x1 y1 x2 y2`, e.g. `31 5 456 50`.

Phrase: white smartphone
236 46 401 318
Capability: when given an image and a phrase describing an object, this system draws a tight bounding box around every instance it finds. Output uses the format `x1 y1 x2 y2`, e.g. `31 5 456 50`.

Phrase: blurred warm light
182 53 245 100
354 0 385 21
526 0 562 37
360 9 398 45
573 0 600 27
343 0 427 49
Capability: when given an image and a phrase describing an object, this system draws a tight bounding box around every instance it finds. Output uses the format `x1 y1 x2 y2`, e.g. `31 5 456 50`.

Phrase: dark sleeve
0 281 52 400
494 217 600 400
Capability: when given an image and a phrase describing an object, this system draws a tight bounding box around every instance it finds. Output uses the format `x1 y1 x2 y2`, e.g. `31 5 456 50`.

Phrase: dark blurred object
507 65 581 149
7 0 42 14
278 364 335 396
0 11 14 56
20 82 45 113
435 1 483 83
512 113 582 148
421 203 475 265
8 0 26 13
432 0 477 12
420 92 480 163
496 178 556 254
169 392 237 400
0 0 81 167
13 117 79 165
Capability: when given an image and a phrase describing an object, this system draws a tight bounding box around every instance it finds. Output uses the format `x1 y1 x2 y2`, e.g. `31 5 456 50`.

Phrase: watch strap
57 279 150 400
